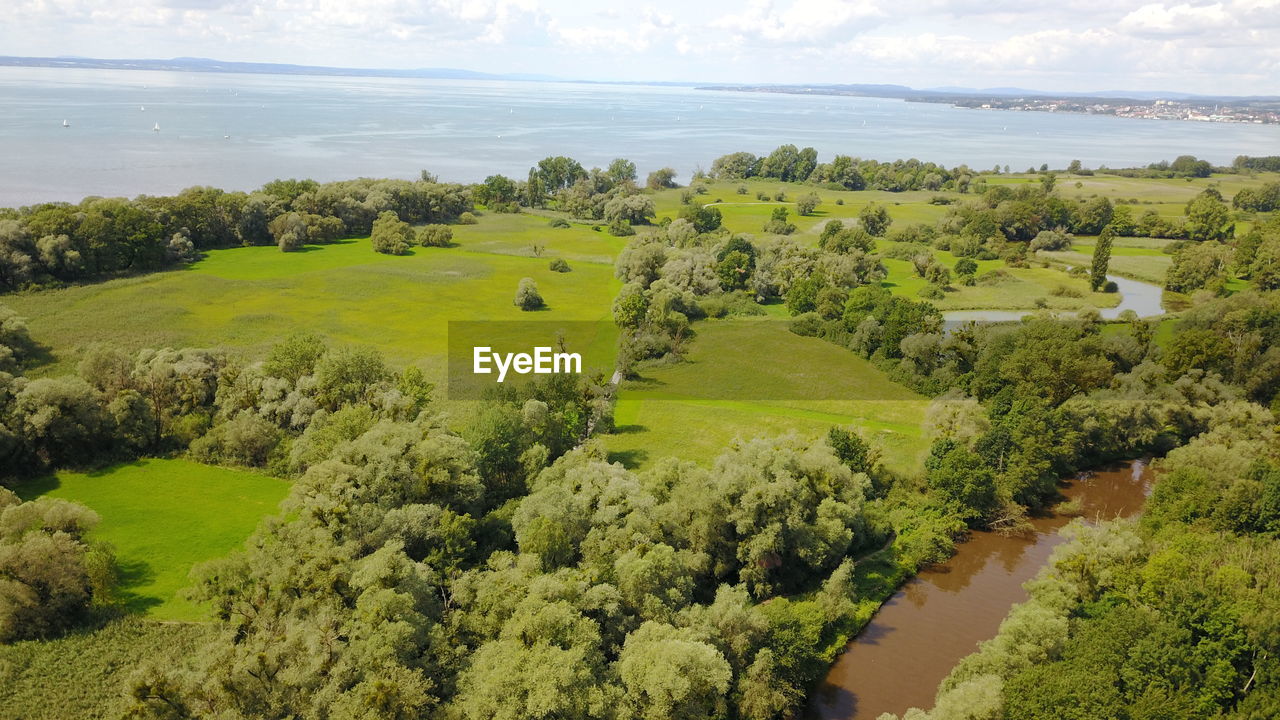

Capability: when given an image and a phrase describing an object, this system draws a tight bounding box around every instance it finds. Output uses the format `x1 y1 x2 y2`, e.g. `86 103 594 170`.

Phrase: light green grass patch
603 319 930 475
17 459 289 620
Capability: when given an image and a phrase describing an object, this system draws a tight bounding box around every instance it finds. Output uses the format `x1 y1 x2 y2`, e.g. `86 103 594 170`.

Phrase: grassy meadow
604 319 931 475
16 459 289 621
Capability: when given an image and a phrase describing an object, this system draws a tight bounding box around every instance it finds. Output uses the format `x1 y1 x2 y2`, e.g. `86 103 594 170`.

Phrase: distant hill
3 55 1274 103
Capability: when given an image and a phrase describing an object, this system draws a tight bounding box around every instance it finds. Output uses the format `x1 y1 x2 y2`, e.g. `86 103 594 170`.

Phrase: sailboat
153 122 160 132
140 106 145 111
62 119 70 128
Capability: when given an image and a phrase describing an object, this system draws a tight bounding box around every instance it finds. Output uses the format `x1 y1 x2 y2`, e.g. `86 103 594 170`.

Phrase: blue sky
3 0 1278 94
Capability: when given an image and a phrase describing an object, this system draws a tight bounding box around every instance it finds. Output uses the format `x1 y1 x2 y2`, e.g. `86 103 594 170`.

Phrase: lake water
3 66 1280 208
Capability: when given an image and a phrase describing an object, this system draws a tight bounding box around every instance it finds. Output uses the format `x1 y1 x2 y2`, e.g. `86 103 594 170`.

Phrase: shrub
370 211 413 255
835 198 844 205
918 284 945 300
549 258 572 273
1102 280 1119 293
608 218 635 236
1050 285 1083 298
416 224 453 248
977 269 1013 286
736 185 748 195
548 217 571 228
0 490 115 643
514 278 544 310
188 412 281 468
458 212 478 225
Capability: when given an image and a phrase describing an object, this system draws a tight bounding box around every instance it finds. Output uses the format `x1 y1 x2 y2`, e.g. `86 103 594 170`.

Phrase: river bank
811 460 1155 720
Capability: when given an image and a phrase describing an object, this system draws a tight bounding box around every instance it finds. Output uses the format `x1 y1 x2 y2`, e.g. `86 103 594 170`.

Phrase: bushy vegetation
3 149 1280 719
0 177 474 289
885 401 1280 720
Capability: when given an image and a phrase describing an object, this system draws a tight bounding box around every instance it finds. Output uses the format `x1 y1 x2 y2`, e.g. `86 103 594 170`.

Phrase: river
942 272 1166 329
810 460 1155 720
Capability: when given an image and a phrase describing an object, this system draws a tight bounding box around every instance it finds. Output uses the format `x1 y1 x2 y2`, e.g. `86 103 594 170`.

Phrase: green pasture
7 231 621 378
16 459 289 621
602 319 931 475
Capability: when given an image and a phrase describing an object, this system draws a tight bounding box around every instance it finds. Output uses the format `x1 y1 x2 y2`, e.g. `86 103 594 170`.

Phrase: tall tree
1090 226 1113 291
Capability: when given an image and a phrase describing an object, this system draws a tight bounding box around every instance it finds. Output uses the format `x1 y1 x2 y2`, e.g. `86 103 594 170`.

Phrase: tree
606 158 638 186
0 490 114 642
268 212 308 252
1090 227 1113 291
1184 189 1232 242
925 440 997 525
859 203 891 236
1165 241 1232 293
1074 196 1114 235
646 168 678 190
604 195 656 226
536 156 588 193
514 277 544 311
1250 235 1280 290
476 175 519 207
677 204 722 234
796 193 820 216
313 345 390 410
763 207 796 235
370 211 414 255
827 427 874 476
617 622 732 720
710 152 758 180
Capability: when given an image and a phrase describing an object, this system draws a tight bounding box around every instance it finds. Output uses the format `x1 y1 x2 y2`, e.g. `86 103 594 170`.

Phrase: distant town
937 96 1280 124
702 83 1280 125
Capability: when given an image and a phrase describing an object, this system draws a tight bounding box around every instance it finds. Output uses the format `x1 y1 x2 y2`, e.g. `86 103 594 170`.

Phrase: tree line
0 176 473 291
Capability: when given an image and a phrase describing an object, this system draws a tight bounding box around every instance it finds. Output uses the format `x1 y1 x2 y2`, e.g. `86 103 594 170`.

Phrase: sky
3 0 1279 95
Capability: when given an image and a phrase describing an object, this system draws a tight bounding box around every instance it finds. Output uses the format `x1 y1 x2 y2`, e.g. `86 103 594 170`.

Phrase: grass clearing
16 459 290 620
603 319 930 475
8 231 621 378
0 617 211 720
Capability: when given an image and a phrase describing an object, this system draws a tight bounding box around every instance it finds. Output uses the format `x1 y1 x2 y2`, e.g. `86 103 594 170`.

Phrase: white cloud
711 0 889 43
1118 2 1232 37
1 0 1278 92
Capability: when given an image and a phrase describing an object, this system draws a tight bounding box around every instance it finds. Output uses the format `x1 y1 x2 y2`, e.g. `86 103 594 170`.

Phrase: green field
603 319 931 475
7 225 621 378
16 459 290 620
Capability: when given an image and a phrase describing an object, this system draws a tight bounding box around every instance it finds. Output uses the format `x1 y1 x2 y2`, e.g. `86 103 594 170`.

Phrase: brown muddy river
810 460 1155 720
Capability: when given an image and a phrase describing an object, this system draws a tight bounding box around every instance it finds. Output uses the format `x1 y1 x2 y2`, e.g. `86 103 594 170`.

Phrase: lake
3 66 1280 207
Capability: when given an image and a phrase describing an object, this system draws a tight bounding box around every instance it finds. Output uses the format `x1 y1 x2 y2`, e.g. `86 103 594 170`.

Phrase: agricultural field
16 459 289 620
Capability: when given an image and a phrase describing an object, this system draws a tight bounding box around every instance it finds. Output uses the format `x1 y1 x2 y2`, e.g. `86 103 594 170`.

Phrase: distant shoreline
700 85 1280 126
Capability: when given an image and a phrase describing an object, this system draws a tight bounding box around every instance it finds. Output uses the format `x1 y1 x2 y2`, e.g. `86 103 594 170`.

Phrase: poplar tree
1091 226 1113 291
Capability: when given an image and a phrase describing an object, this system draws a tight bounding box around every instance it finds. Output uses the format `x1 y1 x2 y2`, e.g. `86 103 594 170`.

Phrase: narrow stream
810 460 1155 720
941 273 1165 328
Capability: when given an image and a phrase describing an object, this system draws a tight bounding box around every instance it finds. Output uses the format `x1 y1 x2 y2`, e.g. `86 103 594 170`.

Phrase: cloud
1 0 1278 92
712 0 889 43
1118 2 1233 37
